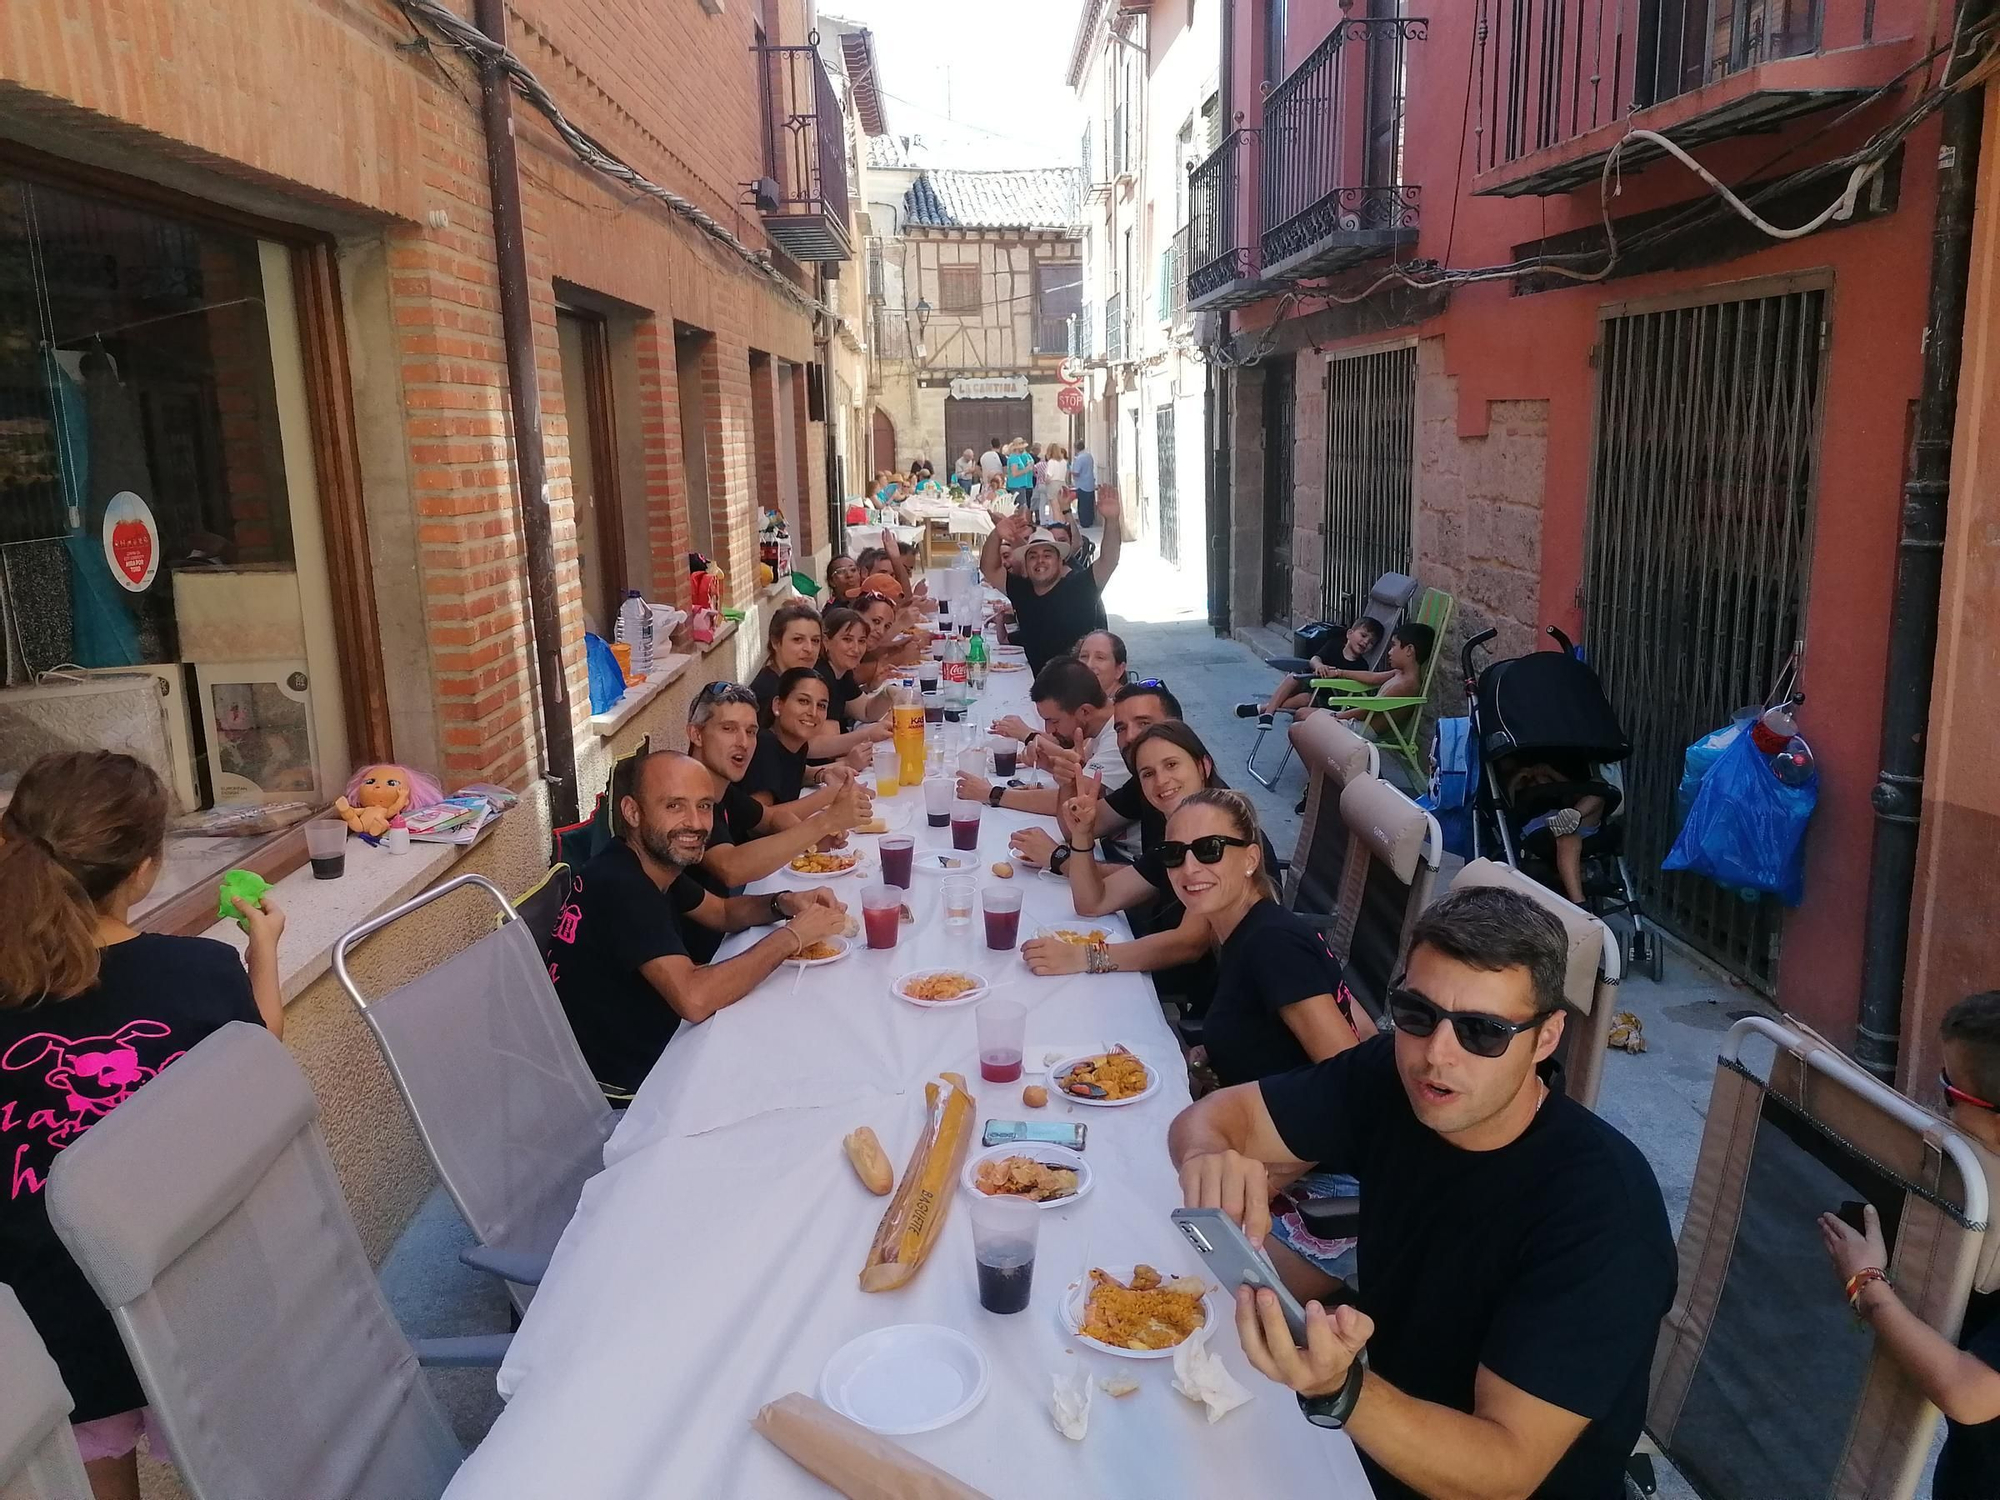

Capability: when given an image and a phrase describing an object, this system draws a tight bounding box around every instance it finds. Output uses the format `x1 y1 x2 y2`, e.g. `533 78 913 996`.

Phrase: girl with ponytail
0 750 286 1492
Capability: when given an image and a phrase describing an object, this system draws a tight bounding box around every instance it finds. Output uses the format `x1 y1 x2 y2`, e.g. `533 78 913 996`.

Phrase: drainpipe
472 0 580 827
817 267 841 555
1853 15 1988 1083
1208 0 1237 636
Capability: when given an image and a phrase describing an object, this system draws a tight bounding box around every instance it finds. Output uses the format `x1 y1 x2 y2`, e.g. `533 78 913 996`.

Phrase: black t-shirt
551 841 709 1096
749 666 783 715
706 779 768 851
1006 566 1108 673
817 663 863 730
1261 1036 1674 1500
1202 901 1343 1087
0 934 260 1420
744 730 809 805
1937 1290 2000 1498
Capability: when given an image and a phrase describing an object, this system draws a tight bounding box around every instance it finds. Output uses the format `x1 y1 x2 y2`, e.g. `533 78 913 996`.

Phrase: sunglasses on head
856 592 896 610
1386 987 1555 1060
696 680 757 707
1133 677 1168 691
1941 1068 2000 1112
1158 834 1252 868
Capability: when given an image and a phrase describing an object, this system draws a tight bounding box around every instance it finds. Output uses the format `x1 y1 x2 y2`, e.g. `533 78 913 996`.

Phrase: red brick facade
2 0 828 788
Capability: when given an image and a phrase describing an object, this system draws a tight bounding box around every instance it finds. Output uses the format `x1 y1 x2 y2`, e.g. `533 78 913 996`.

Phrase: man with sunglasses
1818 991 2000 1499
1169 886 1673 1500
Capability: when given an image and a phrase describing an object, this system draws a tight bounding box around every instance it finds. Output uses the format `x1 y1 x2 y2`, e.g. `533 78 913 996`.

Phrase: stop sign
1057 385 1084 415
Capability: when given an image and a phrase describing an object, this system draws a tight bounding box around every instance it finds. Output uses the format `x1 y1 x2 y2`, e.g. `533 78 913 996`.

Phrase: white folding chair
45 1023 503 1500
0 1284 91 1500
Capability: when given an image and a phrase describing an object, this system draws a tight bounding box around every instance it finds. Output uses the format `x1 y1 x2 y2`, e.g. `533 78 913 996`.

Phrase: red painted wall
1224 0 1948 1036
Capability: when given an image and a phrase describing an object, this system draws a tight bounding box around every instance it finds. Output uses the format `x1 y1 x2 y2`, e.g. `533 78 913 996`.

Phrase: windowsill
590 651 696 738
200 824 497 1006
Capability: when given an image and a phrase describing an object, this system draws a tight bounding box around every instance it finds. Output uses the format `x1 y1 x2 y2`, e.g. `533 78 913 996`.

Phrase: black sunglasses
1386 987 1555 1059
1157 834 1253 868
1942 1068 2000 1113
1133 677 1168 690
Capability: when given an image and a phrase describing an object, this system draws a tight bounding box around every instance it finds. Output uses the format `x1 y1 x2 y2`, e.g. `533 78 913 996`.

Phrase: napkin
1050 1368 1093 1441
752 1393 992 1500
1171 1331 1253 1422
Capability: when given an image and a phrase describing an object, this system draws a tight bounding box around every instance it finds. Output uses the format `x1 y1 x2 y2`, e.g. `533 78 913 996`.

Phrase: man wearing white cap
980 495 1123 672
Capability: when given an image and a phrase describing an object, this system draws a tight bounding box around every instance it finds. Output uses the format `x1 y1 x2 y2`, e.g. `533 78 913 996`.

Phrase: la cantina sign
102 491 159 592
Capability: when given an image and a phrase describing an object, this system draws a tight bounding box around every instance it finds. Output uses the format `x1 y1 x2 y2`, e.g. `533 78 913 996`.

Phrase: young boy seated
1237 617 1386 721
1820 991 2000 1500
1333 622 1433 737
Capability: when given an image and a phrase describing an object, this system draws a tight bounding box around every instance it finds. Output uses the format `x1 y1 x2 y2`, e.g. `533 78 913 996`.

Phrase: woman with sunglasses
851 591 926 685
1819 992 2000 1500
825 555 862 603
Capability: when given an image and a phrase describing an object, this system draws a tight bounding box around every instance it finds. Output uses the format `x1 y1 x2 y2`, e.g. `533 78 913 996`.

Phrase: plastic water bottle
1772 736 1816 787
617 591 653 676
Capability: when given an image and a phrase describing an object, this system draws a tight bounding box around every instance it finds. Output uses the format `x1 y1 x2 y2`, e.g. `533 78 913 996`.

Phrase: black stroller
1462 626 1663 982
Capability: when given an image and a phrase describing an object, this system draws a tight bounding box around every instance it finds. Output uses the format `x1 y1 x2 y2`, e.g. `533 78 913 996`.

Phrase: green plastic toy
217 868 274 929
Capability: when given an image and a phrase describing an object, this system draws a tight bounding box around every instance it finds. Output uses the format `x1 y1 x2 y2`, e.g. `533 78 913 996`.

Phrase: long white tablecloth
445 667 1374 1500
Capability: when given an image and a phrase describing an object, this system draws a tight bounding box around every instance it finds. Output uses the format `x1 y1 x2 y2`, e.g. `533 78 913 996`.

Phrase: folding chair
1312 586 1455 787
1326 773 1444 1023
335 874 616 1309
1448 858 1622 1109
1648 1016 1998 1500
1247 572 1419 789
1281 714 1380 915
44 1024 502 1500
0 1285 91 1500
510 860 574 963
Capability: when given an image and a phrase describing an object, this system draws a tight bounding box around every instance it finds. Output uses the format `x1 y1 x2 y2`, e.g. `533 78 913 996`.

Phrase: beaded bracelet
1846 1266 1891 1309
1085 941 1114 976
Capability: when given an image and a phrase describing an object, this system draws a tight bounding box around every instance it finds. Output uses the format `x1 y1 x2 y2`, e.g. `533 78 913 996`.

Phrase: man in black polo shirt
980 495 1122 673
551 750 848 1102
1169 886 1674 1500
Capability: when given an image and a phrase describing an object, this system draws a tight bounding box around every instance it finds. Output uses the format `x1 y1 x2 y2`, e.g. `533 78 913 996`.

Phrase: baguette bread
859 1073 976 1292
843 1126 894 1195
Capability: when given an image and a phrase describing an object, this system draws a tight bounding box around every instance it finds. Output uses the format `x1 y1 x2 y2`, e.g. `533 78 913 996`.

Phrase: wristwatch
988 784 1007 808
1298 1348 1368 1430
767 891 789 924
1049 846 1072 876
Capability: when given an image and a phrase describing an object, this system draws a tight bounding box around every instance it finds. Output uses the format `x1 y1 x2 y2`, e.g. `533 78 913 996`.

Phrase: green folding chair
1309 588 1453 786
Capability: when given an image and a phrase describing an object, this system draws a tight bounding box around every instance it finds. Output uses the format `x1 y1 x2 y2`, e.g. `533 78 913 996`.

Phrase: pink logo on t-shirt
2 1020 177 1199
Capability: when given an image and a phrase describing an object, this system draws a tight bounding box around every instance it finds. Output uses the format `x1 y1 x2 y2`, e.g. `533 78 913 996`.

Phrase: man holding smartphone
1167 887 1673 1500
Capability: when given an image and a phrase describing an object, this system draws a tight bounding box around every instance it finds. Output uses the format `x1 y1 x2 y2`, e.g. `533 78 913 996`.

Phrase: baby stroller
1463 626 1664 981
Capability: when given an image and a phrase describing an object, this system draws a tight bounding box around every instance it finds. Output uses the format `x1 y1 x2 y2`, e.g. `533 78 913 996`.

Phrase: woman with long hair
1075 629 1128 699
0 751 286 1498
1040 442 1071 523
811 606 893 760
825 554 862 603
744 667 853 813
750 602 823 712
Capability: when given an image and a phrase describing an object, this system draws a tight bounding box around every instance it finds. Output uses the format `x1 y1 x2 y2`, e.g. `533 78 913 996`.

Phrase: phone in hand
983 1120 1087 1152
1172 1207 1310 1345
1837 1199 1870 1235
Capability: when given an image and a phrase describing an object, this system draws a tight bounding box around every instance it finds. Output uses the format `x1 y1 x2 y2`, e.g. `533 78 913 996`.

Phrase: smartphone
1172 1207 1309 1344
983 1119 1087 1152
1838 1199 1870 1235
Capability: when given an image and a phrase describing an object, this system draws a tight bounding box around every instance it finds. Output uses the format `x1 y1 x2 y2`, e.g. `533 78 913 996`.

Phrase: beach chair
1327 774 1444 1023
0 1285 91 1500
1247 572 1419 789
510 860 575 963
335 874 617 1310
45 1024 503 1500
1311 587 1454 787
1648 1016 1999 1500
1282 714 1381 916
1447 858 1623 1109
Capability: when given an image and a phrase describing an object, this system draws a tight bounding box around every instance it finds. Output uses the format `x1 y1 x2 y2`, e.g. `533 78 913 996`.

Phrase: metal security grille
1322 345 1416 624
1262 358 1296 622
1584 283 1826 991
1156 405 1180 565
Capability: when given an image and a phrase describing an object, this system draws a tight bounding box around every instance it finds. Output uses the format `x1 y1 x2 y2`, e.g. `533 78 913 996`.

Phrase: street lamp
914 297 932 338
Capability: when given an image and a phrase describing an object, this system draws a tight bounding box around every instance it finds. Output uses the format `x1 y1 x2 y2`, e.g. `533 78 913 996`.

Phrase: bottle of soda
943 633 968 696
966 629 988 693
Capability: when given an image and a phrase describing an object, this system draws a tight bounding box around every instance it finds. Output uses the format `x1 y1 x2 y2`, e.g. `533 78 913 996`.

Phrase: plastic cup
923 777 953 828
872 741 900 798
305 818 348 880
923 693 944 724
941 875 976 936
981 884 1023 951
951 798 982 852
971 1195 1040 1315
977 998 1027 1083
957 746 987 780
880 835 915 888
990 736 1018 778
861 884 902 951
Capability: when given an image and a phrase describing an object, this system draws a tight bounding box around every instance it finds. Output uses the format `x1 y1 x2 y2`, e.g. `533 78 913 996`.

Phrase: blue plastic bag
1675 708 1756 826
584 632 627 716
1662 730 1817 905
1419 716 1475 859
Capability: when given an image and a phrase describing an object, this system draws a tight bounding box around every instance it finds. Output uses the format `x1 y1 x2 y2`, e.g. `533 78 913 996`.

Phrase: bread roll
843 1127 893 1195
859 1074 976 1292
1022 1084 1048 1108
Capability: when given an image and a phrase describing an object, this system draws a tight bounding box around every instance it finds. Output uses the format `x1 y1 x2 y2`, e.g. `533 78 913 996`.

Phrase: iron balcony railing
1187 128 1262 308
1105 292 1125 362
1475 0 1828 178
751 40 852 261
1077 303 1095 359
1035 313 1073 354
1259 12 1427 280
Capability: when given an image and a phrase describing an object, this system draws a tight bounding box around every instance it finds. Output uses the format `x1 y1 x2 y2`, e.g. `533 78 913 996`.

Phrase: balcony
1078 303 1095 359
1165 225 1190 327
1473 0 1914 198
1259 14 1427 282
750 42 852 261
1186 129 1272 312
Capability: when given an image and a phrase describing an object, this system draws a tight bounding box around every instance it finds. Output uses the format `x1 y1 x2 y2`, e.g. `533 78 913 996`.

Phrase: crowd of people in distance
6 459 2000 1500
873 436 1098 532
